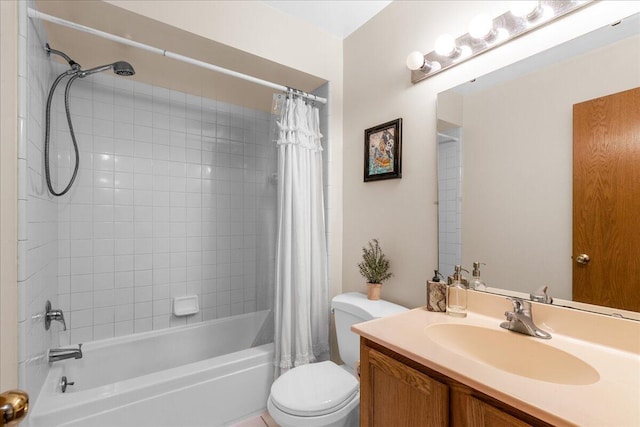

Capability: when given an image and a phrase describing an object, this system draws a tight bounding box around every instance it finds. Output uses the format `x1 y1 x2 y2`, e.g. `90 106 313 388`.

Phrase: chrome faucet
530 285 553 304
48 344 83 363
500 297 551 339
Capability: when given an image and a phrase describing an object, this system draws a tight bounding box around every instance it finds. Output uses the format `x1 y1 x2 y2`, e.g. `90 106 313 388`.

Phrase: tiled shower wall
17 0 60 400
437 129 462 277
54 70 275 345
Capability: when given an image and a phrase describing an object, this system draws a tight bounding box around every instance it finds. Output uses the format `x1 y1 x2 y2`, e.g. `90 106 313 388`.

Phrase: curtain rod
27 8 327 104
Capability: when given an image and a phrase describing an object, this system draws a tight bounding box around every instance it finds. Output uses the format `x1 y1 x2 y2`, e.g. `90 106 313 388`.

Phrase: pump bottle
426 270 446 312
469 262 487 291
446 265 468 317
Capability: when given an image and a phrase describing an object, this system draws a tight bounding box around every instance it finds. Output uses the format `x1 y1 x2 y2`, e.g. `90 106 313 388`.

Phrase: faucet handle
45 300 67 331
505 297 523 312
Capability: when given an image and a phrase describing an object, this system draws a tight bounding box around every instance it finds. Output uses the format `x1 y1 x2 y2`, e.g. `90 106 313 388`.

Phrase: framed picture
364 118 402 182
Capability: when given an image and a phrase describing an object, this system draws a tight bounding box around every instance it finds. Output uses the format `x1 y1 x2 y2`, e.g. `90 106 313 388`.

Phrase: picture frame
364 118 402 182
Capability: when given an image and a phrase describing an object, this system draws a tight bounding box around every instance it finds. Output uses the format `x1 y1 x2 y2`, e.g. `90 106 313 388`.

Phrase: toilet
267 292 408 427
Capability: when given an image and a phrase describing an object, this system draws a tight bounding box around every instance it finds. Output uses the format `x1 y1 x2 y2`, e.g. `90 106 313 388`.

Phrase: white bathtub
28 310 274 427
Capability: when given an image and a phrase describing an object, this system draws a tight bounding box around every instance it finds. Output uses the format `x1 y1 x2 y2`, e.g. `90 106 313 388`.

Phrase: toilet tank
331 292 408 369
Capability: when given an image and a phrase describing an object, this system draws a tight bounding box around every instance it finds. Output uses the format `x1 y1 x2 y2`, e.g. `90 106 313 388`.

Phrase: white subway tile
94 289 115 308
93 256 115 274
135 254 153 270
113 239 133 257
114 254 134 272
135 286 153 303
94 307 114 325
134 317 153 333
153 299 171 316
70 274 93 293
115 320 134 336
134 301 153 319
114 188 134 205
93 188 115 205
114 139 135 156
94 272 114 290
115 271 134 289
134 238 153 254
134 109 153 127
70 292 93 311
93 324 114 340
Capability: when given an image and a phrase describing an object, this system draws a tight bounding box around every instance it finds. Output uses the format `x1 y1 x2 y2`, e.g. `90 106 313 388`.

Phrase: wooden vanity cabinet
360 338 552 427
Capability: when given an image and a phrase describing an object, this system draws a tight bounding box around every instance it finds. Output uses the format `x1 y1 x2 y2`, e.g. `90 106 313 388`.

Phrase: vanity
352 291 640 426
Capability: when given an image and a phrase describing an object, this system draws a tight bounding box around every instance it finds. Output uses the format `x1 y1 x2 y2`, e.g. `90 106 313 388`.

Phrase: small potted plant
358 239 392 300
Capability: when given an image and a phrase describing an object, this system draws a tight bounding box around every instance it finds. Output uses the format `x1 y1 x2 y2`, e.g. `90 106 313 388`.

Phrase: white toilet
267 292 408 427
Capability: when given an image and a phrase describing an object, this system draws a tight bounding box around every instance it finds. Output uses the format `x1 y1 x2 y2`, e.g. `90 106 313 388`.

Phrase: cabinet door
361 345 448 427
452 391 533 427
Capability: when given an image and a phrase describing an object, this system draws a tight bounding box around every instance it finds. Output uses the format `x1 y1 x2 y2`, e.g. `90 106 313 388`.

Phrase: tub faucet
500 297 551 339
48 344 82 363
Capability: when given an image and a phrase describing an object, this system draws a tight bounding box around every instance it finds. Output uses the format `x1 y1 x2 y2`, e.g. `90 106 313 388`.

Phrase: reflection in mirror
436 12 640 319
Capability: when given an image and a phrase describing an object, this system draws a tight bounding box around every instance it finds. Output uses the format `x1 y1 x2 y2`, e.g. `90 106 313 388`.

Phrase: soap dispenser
469 262 487 291
446 265 468 317
447 265 468 286
426 270 446 312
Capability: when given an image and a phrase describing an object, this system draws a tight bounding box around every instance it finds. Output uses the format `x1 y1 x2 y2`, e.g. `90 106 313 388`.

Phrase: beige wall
461 35 640 299
343 1 640 309
0 0 19 390
105 0 345 299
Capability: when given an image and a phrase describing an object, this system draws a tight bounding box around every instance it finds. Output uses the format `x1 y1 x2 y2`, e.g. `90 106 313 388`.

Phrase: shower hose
44 70 81 196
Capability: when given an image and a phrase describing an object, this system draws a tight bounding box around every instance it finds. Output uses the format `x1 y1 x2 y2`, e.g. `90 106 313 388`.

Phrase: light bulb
469 14 494 40
435 34 457 57
406 51 425 71
510 1 540 19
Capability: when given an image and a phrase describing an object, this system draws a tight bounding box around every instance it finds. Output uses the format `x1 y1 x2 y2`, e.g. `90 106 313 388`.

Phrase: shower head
79 61 135 78
113 61 135 76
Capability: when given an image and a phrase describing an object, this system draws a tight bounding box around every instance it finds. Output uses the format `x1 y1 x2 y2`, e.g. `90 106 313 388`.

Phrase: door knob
0 389 29 426
576 254 590 265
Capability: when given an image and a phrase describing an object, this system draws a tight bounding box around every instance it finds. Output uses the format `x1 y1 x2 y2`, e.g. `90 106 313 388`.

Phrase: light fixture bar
410 1 594 84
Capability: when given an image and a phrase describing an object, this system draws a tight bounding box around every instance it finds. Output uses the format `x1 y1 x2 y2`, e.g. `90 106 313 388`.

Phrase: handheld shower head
113 61 135 76
79 61 135 78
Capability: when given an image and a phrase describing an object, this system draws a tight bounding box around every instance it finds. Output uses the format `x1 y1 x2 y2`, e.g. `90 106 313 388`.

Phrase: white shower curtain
273 94 329 377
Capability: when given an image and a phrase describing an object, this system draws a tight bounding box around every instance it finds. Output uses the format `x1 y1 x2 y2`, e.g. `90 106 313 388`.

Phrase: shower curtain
273 94 329 377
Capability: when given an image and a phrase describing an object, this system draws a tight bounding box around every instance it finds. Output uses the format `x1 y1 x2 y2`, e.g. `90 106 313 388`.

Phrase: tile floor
232 411 279 427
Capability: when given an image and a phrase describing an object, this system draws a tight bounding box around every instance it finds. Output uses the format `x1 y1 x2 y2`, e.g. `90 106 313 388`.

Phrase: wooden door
573 87 640 312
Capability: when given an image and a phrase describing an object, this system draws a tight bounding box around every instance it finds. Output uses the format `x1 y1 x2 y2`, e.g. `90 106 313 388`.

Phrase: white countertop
352 301 640 426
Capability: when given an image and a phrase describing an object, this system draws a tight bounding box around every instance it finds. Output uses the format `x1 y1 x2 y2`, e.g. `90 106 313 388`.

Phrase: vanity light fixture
434 34 461 57
468 14 497 41
408 0 594 84
406 51 441 73
510 1 544 21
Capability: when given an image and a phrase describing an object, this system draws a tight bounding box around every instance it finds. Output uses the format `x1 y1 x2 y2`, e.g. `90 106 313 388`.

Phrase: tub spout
49 344 82 363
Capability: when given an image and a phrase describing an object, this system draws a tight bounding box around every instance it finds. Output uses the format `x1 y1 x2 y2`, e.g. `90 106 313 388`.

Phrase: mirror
436 12 640 319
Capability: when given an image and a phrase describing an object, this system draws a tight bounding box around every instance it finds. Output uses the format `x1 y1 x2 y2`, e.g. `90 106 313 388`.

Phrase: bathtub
28 310 274 427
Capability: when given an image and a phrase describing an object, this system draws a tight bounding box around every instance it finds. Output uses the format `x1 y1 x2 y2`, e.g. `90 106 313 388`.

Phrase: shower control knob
576 254 590 265
60 377 74 393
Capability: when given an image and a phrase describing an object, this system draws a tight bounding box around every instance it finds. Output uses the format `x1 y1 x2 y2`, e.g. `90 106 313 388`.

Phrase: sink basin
425 323 600 385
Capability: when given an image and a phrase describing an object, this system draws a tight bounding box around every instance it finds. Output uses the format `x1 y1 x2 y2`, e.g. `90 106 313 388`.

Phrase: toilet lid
270 361 359 417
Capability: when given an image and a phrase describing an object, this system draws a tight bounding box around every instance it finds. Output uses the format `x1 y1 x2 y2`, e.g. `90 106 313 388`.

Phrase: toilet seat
270 361 359 417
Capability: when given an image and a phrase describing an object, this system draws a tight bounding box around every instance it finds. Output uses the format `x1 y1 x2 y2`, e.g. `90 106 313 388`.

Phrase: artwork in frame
364 118 402 182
